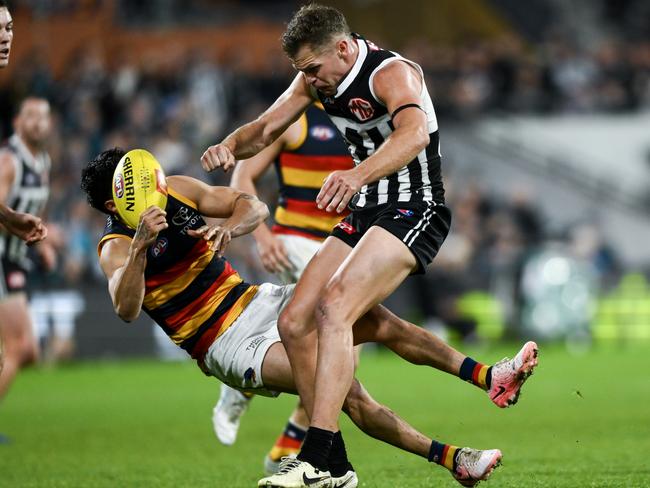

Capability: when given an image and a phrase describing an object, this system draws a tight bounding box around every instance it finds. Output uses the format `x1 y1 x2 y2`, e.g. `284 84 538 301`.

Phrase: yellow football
112 149 168 229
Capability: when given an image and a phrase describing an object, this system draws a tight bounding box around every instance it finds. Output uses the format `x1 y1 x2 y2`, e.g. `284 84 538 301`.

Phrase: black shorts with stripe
331 200 451 274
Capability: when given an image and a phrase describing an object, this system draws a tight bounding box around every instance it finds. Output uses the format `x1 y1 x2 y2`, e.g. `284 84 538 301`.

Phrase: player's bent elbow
412 126 430 152
115 304 140 323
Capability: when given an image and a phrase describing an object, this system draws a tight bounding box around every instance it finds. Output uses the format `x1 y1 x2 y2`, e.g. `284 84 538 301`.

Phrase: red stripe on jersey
283 198 349 218
271 225 327 241
163 263 238 330
279 153 353 171
145 239 209 292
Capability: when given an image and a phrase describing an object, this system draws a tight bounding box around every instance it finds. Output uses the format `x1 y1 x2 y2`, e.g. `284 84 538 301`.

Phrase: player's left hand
188 224 232 257
3 210 48 244
317 169 362 213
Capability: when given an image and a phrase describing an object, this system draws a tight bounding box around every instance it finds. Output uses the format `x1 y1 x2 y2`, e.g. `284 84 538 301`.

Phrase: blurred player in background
0 1 47 244
213 102 355 474
0 97 55 440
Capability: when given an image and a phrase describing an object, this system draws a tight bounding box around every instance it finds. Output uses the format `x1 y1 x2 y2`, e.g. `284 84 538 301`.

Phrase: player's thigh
260 342 298 394
322 226 417 323
283 236 352 319
0 294 35 346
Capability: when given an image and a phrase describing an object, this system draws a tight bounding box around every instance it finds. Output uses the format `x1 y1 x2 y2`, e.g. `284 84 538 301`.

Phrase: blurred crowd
1 5 644 351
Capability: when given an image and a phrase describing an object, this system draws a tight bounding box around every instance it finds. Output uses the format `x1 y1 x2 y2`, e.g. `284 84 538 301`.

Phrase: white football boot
258 457 331 488
451 447 502 487
212 384 250 446
331 469 358 488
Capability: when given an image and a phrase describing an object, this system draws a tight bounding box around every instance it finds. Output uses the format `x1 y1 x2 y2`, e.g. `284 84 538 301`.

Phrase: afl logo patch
113 173 125 198
348 98 374 122
310 125 335 141
150 237 168 258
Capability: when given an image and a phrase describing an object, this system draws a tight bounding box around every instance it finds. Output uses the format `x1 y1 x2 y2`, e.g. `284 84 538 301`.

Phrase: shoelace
277 457 302 474
456 448 483 473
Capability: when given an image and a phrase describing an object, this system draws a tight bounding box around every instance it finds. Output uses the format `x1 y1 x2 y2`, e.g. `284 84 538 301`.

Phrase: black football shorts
331 200 451 274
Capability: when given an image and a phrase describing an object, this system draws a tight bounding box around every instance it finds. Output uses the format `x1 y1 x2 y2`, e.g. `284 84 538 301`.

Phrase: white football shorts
275 234 322 284
203 282 295 397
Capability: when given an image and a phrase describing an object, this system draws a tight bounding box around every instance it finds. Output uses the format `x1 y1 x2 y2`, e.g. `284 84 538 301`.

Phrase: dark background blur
2 0 649 361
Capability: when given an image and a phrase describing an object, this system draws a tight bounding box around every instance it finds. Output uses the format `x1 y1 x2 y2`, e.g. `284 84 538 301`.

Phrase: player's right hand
256 233 294 274
201 143 236 173
2 210 48 244
133 206 168 250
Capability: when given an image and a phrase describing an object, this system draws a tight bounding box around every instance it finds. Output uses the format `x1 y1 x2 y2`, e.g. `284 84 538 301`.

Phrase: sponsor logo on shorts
335 221 356 235
246 336 267 352
397 209 415 217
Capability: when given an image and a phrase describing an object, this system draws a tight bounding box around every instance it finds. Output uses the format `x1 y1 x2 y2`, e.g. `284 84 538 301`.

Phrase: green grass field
1 344 649 487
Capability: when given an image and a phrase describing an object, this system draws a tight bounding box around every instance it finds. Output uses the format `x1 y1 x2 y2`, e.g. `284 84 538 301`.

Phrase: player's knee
314 282 349 331
278 303 305 343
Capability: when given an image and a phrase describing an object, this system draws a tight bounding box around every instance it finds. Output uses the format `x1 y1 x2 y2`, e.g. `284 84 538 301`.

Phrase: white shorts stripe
403 201 436 247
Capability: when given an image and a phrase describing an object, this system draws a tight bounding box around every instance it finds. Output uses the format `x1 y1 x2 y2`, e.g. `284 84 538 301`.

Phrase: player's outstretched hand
256 232 294 274
201 144 236 173
317 168 362 213
1 209 48 244
133 206 168 250
188 224 232 257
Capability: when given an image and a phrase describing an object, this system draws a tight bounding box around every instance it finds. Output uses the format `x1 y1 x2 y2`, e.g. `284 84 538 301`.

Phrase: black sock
328 431 354 477
297 427 334 472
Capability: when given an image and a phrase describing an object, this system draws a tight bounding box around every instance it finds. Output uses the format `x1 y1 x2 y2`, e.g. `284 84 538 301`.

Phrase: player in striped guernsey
201 5 539 487
213 102 356 473
0 3 47 245
0 98 55 429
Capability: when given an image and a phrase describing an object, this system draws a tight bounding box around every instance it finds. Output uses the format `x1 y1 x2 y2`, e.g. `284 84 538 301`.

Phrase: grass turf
1 344 649 487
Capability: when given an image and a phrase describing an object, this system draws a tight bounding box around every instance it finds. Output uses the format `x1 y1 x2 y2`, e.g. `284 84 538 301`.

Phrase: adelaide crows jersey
98 188 258 368
272 103 353 240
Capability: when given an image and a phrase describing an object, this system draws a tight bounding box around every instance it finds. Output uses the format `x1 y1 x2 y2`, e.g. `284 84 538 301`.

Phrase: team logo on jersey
150 237 168 258
348 98 374 121
113 173 125 198
310 125 336 141
397 209 414 217
335 221 356 235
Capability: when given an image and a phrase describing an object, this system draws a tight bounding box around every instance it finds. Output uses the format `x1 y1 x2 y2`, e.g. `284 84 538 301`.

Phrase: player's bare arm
316 61 429 213
0 151 46 243
167 175 269 257
100 206 168 322
230 128 296 273
201 73 314 172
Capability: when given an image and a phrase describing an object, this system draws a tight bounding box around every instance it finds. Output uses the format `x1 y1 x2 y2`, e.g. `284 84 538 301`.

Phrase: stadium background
1 1 650 487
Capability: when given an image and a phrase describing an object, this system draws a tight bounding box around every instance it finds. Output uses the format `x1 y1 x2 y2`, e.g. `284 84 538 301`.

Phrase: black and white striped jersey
317 34 444 210
0 134 50 267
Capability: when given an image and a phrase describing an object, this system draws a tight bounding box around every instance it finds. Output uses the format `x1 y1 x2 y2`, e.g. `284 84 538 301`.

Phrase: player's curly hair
282 3 350 58
80 147 126 214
